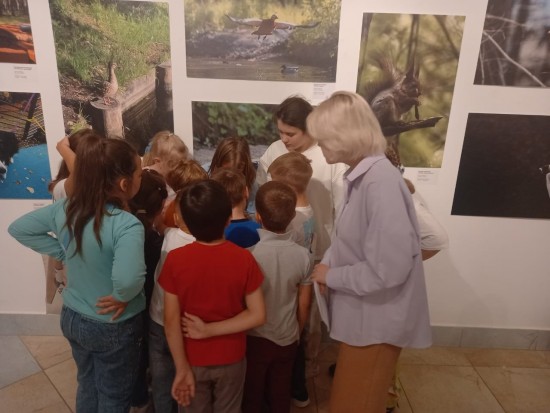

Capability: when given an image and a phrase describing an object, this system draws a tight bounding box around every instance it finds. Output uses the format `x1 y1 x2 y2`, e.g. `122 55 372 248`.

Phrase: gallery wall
1 0 549 332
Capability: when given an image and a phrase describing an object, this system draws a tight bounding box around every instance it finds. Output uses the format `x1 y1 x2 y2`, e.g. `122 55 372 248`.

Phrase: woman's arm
56 136 77 196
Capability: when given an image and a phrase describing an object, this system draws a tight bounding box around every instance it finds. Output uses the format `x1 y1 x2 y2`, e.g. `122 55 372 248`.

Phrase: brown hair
142 131 189 171
165 159 208 192
256 181 297 232
274 96 313 132
65 137 139 255
210 168 247 207
208 137 255 190
268 152 313 194
48 129 105 193
129 169 168 231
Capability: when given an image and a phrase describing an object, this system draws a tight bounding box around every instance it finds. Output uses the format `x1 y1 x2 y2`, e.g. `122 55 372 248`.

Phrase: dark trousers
242 336 298 413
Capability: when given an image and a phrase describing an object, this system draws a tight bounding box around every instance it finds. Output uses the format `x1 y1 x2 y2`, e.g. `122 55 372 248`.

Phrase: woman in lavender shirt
307 91 432 413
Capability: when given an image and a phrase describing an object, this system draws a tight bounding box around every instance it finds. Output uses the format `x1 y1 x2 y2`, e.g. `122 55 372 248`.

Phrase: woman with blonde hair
308 91 431 413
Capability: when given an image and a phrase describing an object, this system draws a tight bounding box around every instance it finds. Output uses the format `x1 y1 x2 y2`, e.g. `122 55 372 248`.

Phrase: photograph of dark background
475 0 550 87
452 113 550 219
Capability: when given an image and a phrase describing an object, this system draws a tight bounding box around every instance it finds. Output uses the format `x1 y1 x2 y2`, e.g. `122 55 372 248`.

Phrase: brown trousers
330 343 401 413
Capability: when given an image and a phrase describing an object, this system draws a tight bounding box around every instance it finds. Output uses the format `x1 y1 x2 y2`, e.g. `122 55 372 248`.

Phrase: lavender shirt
322 156 432 348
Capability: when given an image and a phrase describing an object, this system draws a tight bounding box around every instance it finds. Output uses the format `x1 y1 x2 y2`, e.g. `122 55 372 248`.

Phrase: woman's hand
181 312 209 339
96 295 128 321
311 263 329 294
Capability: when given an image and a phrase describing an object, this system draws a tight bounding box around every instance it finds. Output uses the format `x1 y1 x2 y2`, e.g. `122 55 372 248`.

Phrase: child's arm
297 283 312 334
164 291 195 406
56 136 77 196
182 287 266 339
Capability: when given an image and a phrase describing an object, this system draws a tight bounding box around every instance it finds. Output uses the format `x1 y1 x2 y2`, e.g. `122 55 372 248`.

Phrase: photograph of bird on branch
475 0 550 87
184 0 341 82
357 13 464 168
0 0 35 64
49 0 173 154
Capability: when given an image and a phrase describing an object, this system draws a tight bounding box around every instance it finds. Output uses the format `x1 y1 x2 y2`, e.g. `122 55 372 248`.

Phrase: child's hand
172 367 195 406
96 295 128 321
182 312 209 339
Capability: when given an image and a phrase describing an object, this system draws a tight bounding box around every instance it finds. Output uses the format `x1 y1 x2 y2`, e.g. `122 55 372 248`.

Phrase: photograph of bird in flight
184 0 341 82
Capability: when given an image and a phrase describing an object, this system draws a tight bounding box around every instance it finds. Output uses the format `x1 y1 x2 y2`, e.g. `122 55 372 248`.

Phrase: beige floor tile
476 366 550 413
395 382 413 413
20 335 72 370
44 358 77 412
0 372 71 413
400 364 505 413
400 346 472 366
465 348 550 368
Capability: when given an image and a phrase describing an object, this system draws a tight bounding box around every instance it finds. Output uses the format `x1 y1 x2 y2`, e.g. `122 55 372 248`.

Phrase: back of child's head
129 169 168 231
255 181 297 233
209 137 256 191
165 158 208 192
48 128 105 193
210 168 247 207
267 152 313 194
142 131 189 173
274 96 313 132
67 137 140 254
178 179 231 242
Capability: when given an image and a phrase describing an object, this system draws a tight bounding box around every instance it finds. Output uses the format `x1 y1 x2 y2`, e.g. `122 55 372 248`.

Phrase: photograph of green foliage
357 13 464 168
184 0 341 82
192 101 278 164
452 113 550 219
0 92 50 199
49 0 173 153
0 0 35 64
475 0 550 87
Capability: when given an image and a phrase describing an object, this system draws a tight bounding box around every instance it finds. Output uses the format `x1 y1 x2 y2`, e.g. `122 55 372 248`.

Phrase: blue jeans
60 306 143 413
149 318 177 413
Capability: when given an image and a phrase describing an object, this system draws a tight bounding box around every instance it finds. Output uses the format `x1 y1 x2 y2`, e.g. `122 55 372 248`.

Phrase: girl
142 130 189 179
9 137 146 413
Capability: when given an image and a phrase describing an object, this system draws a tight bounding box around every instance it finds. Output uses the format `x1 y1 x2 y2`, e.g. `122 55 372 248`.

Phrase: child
9 137 146 412
148 189 197 413
211 168 260 248
268 151 315 253
243 181 312 413
161 180 265 413
142 130 189 178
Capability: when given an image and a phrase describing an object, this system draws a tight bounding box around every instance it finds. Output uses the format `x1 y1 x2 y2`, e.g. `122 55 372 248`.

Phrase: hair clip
136 209 147 214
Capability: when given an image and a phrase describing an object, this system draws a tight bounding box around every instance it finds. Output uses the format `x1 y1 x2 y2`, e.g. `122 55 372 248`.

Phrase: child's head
210 168 247 208
178 180 231 242
165 159 208 192
142 131 189 177
129 169 168 231
274 96 314 153
267 152 313 195
255 181 297 233
209 137 256 191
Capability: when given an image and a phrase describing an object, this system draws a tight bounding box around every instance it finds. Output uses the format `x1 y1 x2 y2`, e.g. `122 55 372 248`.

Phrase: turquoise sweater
8 201 146 322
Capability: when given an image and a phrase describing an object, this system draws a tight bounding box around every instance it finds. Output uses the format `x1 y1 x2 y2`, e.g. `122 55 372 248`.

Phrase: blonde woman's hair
142 131 189 169
268 152 313 194
306 91 386 164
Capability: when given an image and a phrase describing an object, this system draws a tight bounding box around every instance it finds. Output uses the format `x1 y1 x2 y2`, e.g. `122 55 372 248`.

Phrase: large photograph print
0 0 35 64
0 92 50 199
475 0 550 87
184 0 341 82
452 113 550 219
356 13 464 168
49 0 173 153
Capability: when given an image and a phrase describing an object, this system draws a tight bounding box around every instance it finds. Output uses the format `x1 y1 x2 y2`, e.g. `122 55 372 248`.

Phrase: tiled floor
2 336 550 412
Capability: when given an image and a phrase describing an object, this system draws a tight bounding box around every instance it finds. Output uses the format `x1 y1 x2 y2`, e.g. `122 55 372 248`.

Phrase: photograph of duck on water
184 0 341 82
0 0 35 64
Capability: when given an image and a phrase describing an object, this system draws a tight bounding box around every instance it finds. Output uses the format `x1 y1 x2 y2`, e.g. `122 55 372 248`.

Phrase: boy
160 180 265 413
242 181 313 413
268 151 316 253
211 168 260 248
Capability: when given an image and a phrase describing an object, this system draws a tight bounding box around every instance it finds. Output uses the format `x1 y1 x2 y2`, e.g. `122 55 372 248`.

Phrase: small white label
13 65 33 80
416 169 439 185
312 83 334 104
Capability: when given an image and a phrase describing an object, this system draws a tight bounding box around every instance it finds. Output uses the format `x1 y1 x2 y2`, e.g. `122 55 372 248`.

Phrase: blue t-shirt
225 219 261 248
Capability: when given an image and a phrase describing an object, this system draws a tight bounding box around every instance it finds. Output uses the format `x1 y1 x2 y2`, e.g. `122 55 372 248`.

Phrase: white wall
2 0 550 330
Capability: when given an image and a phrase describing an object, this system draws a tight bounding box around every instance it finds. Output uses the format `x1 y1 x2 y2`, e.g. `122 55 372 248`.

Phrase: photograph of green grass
185 0 341 82
49 0 173 153
357 13 464 168
0 0 35 64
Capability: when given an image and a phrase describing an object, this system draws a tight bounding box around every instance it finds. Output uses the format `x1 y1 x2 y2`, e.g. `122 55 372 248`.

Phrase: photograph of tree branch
184 0 341 82
452 113 550 219
475 0 550 87
49 0 173 154
357 13 464 168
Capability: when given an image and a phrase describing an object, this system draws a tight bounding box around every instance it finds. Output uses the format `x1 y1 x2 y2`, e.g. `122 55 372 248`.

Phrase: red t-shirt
159 241 263 366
